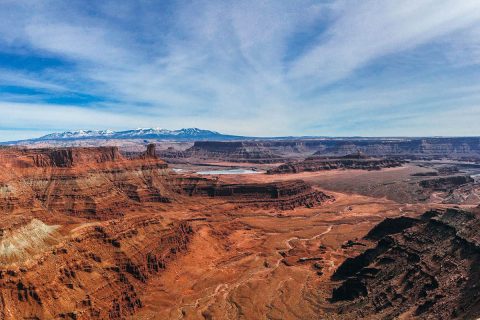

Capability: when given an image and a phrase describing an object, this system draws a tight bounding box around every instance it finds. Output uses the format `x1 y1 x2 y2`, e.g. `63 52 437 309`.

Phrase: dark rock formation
312 137 480 159
170 177 333 210
437 165 459 175
340 151 370 159
143 143 157 159
419 175 474 191
411 172 438 177
364 216 418 241
268 156 404 174
180 141 284 163
331 208 480 319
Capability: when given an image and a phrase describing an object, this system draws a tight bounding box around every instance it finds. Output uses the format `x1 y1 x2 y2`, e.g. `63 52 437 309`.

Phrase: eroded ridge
171 176 334 209
0 215 193 319
0 218 59 265
332 208 480 319
268 153 405 174
0 146 171 219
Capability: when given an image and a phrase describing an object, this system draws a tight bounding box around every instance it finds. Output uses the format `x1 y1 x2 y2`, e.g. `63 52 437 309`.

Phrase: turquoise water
196 169 263 175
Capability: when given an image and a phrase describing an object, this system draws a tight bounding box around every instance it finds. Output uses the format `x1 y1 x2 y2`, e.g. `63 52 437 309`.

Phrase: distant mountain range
3 128 479 147
3 128 246 144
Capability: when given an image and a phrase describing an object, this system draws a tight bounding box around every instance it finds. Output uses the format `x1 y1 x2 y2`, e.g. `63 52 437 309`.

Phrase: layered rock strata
331 208 480 319
0 146 332 219
268 154 404 174
0 216 192 320
158 137 480 162
169 176 333 210
160 141 284 163
419 175 474 191
0 145 335 319
0 146 170 219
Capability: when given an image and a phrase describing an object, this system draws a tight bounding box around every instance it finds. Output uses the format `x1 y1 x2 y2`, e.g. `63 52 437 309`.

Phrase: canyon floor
134 164 464 319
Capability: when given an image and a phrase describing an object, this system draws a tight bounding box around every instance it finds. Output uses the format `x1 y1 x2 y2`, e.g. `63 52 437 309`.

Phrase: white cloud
290 0 480 86
0 69 67 92
0 0 480 139
25 24 130 65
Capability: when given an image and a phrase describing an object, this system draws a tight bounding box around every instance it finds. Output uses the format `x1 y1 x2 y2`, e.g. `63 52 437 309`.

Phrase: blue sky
1 0 480 140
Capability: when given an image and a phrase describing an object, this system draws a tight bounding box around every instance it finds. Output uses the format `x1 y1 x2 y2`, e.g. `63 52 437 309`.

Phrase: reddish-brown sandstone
1 145 477 320
0 145 338 319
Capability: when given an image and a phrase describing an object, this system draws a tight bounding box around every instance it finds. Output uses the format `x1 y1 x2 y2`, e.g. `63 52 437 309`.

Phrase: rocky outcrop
419 175 474 191
437 165 460 175
190 141 282 163
143 143 157 159
0 146 333 218
364 216 418 241
30 147 123 168
331 209 480 319
268 156 404 174
181 137 480 160
170 176 333 210
161 141 285 163
0 218 60 265
312 137 480 159
0 146 170 219
0 215 193 320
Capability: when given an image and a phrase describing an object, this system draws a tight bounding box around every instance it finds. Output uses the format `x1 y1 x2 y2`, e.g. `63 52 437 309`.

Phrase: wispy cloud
0 0 479 139
290 1 480 84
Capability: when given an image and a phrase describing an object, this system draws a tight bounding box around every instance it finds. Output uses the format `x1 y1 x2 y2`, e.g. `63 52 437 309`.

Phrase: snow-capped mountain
32 128 243 141
39 130 115 140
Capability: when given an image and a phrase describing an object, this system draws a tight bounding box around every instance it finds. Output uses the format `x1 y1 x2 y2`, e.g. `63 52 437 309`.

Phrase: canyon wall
331 208 480 319
159 138 480 163
0 215 193 319
419 175 474 191
170 176 333 210
268 155 405 174
160 141 284 163
0 146 332 220
0 146 171 220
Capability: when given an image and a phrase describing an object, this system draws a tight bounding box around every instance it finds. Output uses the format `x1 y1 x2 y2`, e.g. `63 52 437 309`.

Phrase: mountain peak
33 128 240 141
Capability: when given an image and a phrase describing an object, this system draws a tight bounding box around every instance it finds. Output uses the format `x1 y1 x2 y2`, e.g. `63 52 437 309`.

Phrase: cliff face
23 147 123 168
157 138 480 163
170 177 333 210
0 147 170 219
419 175 474 191
268 156 404 174
331 209 480 319
0 215 193 320
178 141 284 163
317 138 480 159
0 146 333 220
0 147 195 319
